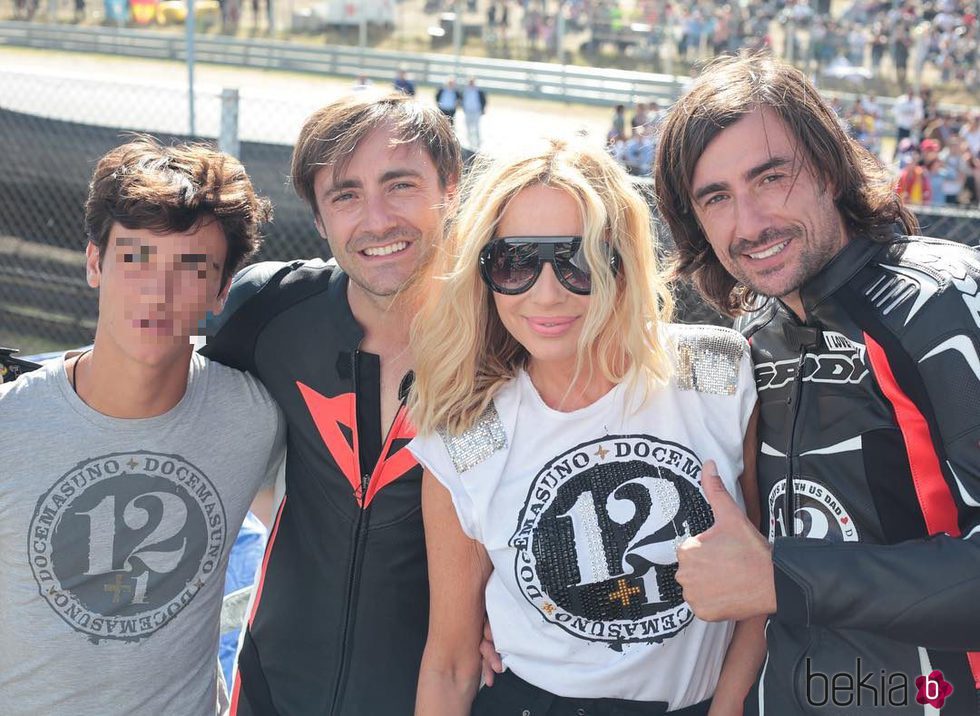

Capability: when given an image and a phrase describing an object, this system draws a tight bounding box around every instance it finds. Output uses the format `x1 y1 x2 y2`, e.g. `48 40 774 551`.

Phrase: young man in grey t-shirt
0 138 285 716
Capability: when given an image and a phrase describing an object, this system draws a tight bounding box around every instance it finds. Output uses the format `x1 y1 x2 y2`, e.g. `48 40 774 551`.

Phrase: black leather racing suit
203 260 426 716
738 235 980 715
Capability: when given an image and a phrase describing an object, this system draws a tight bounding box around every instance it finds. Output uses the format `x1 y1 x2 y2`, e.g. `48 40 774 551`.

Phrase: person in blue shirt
219 511 268 688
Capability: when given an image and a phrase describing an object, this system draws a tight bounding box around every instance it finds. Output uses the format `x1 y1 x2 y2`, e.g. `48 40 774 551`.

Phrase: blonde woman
408 139 764 716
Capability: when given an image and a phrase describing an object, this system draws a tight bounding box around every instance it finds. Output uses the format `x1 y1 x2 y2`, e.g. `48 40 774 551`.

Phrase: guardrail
6 20 980 142
0 21 690 106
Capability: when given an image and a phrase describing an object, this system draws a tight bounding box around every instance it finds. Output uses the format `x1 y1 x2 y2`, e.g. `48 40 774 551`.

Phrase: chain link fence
3 67 979 354
0 69 325 354
913 205 980 246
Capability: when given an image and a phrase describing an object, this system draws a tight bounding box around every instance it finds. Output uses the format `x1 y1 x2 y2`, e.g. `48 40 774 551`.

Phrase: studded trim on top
673 326 745 396
438 401 508 473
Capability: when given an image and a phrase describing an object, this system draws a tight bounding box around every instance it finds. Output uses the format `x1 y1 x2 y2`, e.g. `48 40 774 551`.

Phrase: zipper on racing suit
781 323 821 537
328 349 411 715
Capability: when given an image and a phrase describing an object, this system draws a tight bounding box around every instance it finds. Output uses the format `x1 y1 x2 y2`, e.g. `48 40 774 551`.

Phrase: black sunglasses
479 236 620 295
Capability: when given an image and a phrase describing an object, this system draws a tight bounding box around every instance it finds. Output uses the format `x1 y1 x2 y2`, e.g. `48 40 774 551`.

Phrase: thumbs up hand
676 460 777 622
699 459 747 528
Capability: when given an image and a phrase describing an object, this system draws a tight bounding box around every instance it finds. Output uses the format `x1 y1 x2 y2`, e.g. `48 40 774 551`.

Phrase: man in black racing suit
0 348 41 384
203 93 462 715
656 54 980 714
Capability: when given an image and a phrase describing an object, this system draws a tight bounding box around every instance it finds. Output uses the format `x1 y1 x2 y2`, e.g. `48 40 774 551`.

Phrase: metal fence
0 21 691 107
0 67 321 354
3 65 979 355
7 21 980 161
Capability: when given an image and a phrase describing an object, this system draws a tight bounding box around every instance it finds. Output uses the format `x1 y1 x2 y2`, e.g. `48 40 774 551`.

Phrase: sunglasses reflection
480 236 620 295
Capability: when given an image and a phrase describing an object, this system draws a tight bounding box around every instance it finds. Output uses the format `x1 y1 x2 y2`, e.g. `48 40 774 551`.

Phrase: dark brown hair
291 91 462 214
85 136 271 291
655 52 917 316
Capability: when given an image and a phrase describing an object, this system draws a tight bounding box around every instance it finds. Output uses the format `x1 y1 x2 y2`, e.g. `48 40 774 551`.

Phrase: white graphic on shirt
29 451 227 643
868 263 941 324
920 335 980 382
874 253 980 331
801 436 864 456
510 435 712 647
755 334 867 392
767 478 859 542
949 272 980 332
760 437 863 458
823 331 862 353
948 462 980 508
761 442 784 457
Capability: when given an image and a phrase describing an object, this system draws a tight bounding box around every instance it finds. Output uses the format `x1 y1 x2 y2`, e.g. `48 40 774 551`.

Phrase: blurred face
313 125 448 303
690 108 848 316
491 184 589 375
87 220 228 365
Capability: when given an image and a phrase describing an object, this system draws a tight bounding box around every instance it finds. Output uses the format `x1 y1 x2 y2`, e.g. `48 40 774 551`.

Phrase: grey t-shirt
0 353 285 716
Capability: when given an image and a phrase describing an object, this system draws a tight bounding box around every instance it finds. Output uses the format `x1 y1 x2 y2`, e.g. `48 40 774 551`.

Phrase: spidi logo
805 659 954 709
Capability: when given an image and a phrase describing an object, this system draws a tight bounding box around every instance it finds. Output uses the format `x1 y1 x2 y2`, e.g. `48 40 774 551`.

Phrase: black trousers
472 669 712 716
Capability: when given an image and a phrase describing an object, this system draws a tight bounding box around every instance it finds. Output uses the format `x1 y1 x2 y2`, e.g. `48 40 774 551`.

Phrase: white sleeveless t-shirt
409 324 757 707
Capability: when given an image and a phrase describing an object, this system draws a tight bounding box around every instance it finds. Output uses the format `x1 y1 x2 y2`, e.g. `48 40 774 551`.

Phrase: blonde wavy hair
410 137 674 436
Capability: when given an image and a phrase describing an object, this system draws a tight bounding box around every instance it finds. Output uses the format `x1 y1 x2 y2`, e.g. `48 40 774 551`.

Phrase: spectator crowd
781 0 980 88
830 88 980 207
606 101 664 177
11 0 980 90
605 87 980 210
575 0 980 91
887 90 980 206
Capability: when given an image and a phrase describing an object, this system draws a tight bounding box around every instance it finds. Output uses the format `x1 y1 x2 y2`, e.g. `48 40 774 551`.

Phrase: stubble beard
346 229 433 305
729 212 845 302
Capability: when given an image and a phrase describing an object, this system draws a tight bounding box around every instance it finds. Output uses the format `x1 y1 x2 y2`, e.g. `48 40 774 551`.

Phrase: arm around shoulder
775 273 980 648
709 407 767 716
200 261 293 372
708 615 767 716
415 470 493 716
